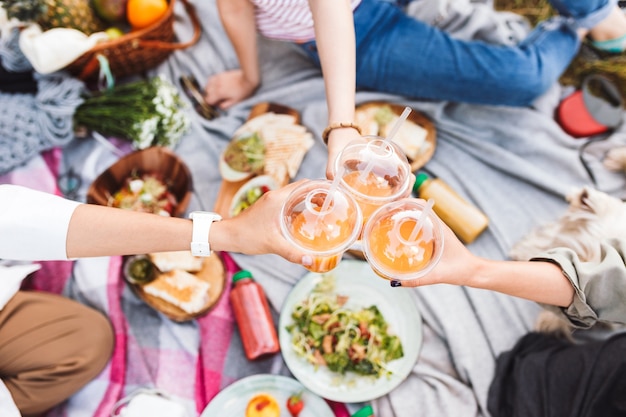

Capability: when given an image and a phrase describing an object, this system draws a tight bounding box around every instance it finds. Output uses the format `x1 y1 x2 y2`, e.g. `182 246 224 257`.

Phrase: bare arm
63 181 309 265
396 219 576 307
204 0 259 108
308 0 363 178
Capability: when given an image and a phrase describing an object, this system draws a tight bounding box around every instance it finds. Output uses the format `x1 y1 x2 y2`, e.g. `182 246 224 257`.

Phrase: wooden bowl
87 146 193 218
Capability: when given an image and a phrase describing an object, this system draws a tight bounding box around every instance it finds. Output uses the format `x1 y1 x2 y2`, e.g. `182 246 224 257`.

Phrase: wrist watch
188 211 222 257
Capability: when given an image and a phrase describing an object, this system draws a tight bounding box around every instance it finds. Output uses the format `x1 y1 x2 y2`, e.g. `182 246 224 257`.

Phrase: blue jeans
298 0 615 106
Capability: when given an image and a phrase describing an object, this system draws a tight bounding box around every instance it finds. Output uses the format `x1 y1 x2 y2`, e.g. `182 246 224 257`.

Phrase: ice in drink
281 180 362 273
363 199 444 281
334 137 412 226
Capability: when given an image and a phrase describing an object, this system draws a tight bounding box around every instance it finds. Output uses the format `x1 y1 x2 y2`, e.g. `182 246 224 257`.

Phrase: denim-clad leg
298 0 615 106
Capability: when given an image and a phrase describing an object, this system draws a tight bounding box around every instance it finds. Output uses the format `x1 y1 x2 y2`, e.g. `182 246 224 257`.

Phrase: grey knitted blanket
0 29 84 175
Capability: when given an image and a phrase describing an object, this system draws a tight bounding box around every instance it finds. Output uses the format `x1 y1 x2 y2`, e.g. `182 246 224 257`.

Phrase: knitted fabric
0 27 86 175
0 73 85 175
0 27 32 72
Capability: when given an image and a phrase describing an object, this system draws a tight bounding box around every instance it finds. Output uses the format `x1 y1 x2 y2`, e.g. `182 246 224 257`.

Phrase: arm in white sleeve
0 184 80 261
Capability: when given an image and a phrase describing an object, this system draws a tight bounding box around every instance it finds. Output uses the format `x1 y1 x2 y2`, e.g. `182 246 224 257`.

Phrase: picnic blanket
2 0 626 416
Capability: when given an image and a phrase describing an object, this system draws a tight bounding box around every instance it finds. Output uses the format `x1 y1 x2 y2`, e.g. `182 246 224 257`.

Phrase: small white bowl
218 152 254 183
229 175 279 217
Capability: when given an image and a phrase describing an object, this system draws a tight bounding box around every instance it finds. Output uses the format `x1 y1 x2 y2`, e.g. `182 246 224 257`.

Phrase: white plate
279 259 422 403
200 374 334 417
229 175 279 217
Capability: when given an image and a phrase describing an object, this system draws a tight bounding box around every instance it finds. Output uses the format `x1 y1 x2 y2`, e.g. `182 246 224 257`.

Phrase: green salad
286 276 404 378
223 131 265 174
231 183 271 216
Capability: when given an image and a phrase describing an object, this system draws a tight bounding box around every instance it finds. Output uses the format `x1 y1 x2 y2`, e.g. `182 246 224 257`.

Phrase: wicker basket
65 0 201 81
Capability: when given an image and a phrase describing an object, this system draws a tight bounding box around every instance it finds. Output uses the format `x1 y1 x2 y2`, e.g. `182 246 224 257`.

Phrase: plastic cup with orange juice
333 136 412 227
362 198 444 281
280 179 362 273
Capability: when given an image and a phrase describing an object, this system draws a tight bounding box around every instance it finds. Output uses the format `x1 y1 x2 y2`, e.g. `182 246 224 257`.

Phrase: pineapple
1 0 106 34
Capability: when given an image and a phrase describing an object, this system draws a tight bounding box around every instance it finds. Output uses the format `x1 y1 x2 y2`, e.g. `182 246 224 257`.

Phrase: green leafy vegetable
223 131 265 174
374 105 395 127
74 76 190 149
287 275 404 378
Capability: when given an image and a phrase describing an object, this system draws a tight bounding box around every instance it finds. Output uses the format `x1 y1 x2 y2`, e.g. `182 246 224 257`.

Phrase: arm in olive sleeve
531 238 626 328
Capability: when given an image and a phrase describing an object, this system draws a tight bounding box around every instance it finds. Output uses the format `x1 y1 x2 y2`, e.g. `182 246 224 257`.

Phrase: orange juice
290 205 357 273
334 137 412 229
367 216 434 277
342 170 394 223
281 180 363 273
363 199 444 281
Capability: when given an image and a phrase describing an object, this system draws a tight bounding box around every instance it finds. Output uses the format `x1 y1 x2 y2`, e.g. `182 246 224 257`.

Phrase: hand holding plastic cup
333 135 412 226
280 179 363 273
362 198 444 281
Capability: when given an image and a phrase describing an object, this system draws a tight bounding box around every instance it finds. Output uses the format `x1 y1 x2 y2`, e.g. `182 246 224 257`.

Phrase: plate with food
123 250 226 322
229 175 279 217
279 259 422 403
219 103 314 186
214 102 314 217
355 102 436 171
200 374 334 417
219 130 266 183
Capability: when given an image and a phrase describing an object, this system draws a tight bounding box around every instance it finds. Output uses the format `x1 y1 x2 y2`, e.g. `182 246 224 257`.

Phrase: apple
105 27 125 39
92 0 128 24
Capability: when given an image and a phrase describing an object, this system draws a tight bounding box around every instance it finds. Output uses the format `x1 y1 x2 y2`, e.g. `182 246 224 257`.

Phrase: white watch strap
189 211 222 257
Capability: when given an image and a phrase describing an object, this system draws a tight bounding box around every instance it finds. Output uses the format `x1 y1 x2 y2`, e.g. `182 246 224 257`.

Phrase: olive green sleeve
530 238 626 329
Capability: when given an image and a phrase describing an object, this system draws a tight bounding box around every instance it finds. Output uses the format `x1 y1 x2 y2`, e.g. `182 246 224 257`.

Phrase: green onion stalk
73 76 191 149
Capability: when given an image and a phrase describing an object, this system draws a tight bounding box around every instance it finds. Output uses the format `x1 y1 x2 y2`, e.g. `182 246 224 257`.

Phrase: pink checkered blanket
1 150 248 417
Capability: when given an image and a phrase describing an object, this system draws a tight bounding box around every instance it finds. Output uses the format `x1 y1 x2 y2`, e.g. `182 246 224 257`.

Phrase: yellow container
413 173 488 244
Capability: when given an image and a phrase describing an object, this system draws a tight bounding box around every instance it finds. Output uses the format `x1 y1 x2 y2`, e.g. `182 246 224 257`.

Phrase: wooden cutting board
127 252 226 322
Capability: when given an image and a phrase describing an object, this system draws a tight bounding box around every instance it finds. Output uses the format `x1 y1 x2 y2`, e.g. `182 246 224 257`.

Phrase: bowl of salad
219 131 266 182
87 146 193 217
229 175 279 218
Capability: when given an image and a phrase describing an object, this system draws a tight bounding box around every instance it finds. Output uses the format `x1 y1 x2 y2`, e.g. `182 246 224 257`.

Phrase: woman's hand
389 215 481 288
325 128 363 179
215 180 310 266
204 70 258 110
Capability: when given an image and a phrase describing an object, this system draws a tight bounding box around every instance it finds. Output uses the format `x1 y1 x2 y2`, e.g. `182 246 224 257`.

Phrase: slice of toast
149 251 204 273
142 269 210 314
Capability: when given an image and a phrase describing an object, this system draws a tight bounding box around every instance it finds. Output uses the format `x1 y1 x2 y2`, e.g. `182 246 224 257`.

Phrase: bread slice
149 251 204 273
380 115 428 161
142 269 210 314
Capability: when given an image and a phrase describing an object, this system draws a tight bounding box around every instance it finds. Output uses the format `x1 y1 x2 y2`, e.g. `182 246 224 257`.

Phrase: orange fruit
126 0 168 30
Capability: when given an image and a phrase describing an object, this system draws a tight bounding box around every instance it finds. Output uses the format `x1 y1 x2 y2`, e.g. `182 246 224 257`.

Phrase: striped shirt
251 0 362 42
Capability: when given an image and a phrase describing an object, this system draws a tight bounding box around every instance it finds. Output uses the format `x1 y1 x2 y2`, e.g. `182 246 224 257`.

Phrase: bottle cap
413 172 430 193
351 404 374 417
232 270 253 283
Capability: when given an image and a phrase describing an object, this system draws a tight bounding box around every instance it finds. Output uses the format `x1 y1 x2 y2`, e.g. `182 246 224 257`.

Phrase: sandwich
142 269 210 314
149 251 204 273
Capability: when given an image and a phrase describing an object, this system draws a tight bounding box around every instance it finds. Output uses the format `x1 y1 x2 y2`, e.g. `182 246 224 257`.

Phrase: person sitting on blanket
0 182 306 417
203 0 626 178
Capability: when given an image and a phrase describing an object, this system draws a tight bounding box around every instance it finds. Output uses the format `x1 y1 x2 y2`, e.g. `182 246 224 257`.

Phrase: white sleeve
0 379 21 417
0 184 81 261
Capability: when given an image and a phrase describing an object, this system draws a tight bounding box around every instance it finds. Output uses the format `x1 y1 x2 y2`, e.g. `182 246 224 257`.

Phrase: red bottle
229 270 280 360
